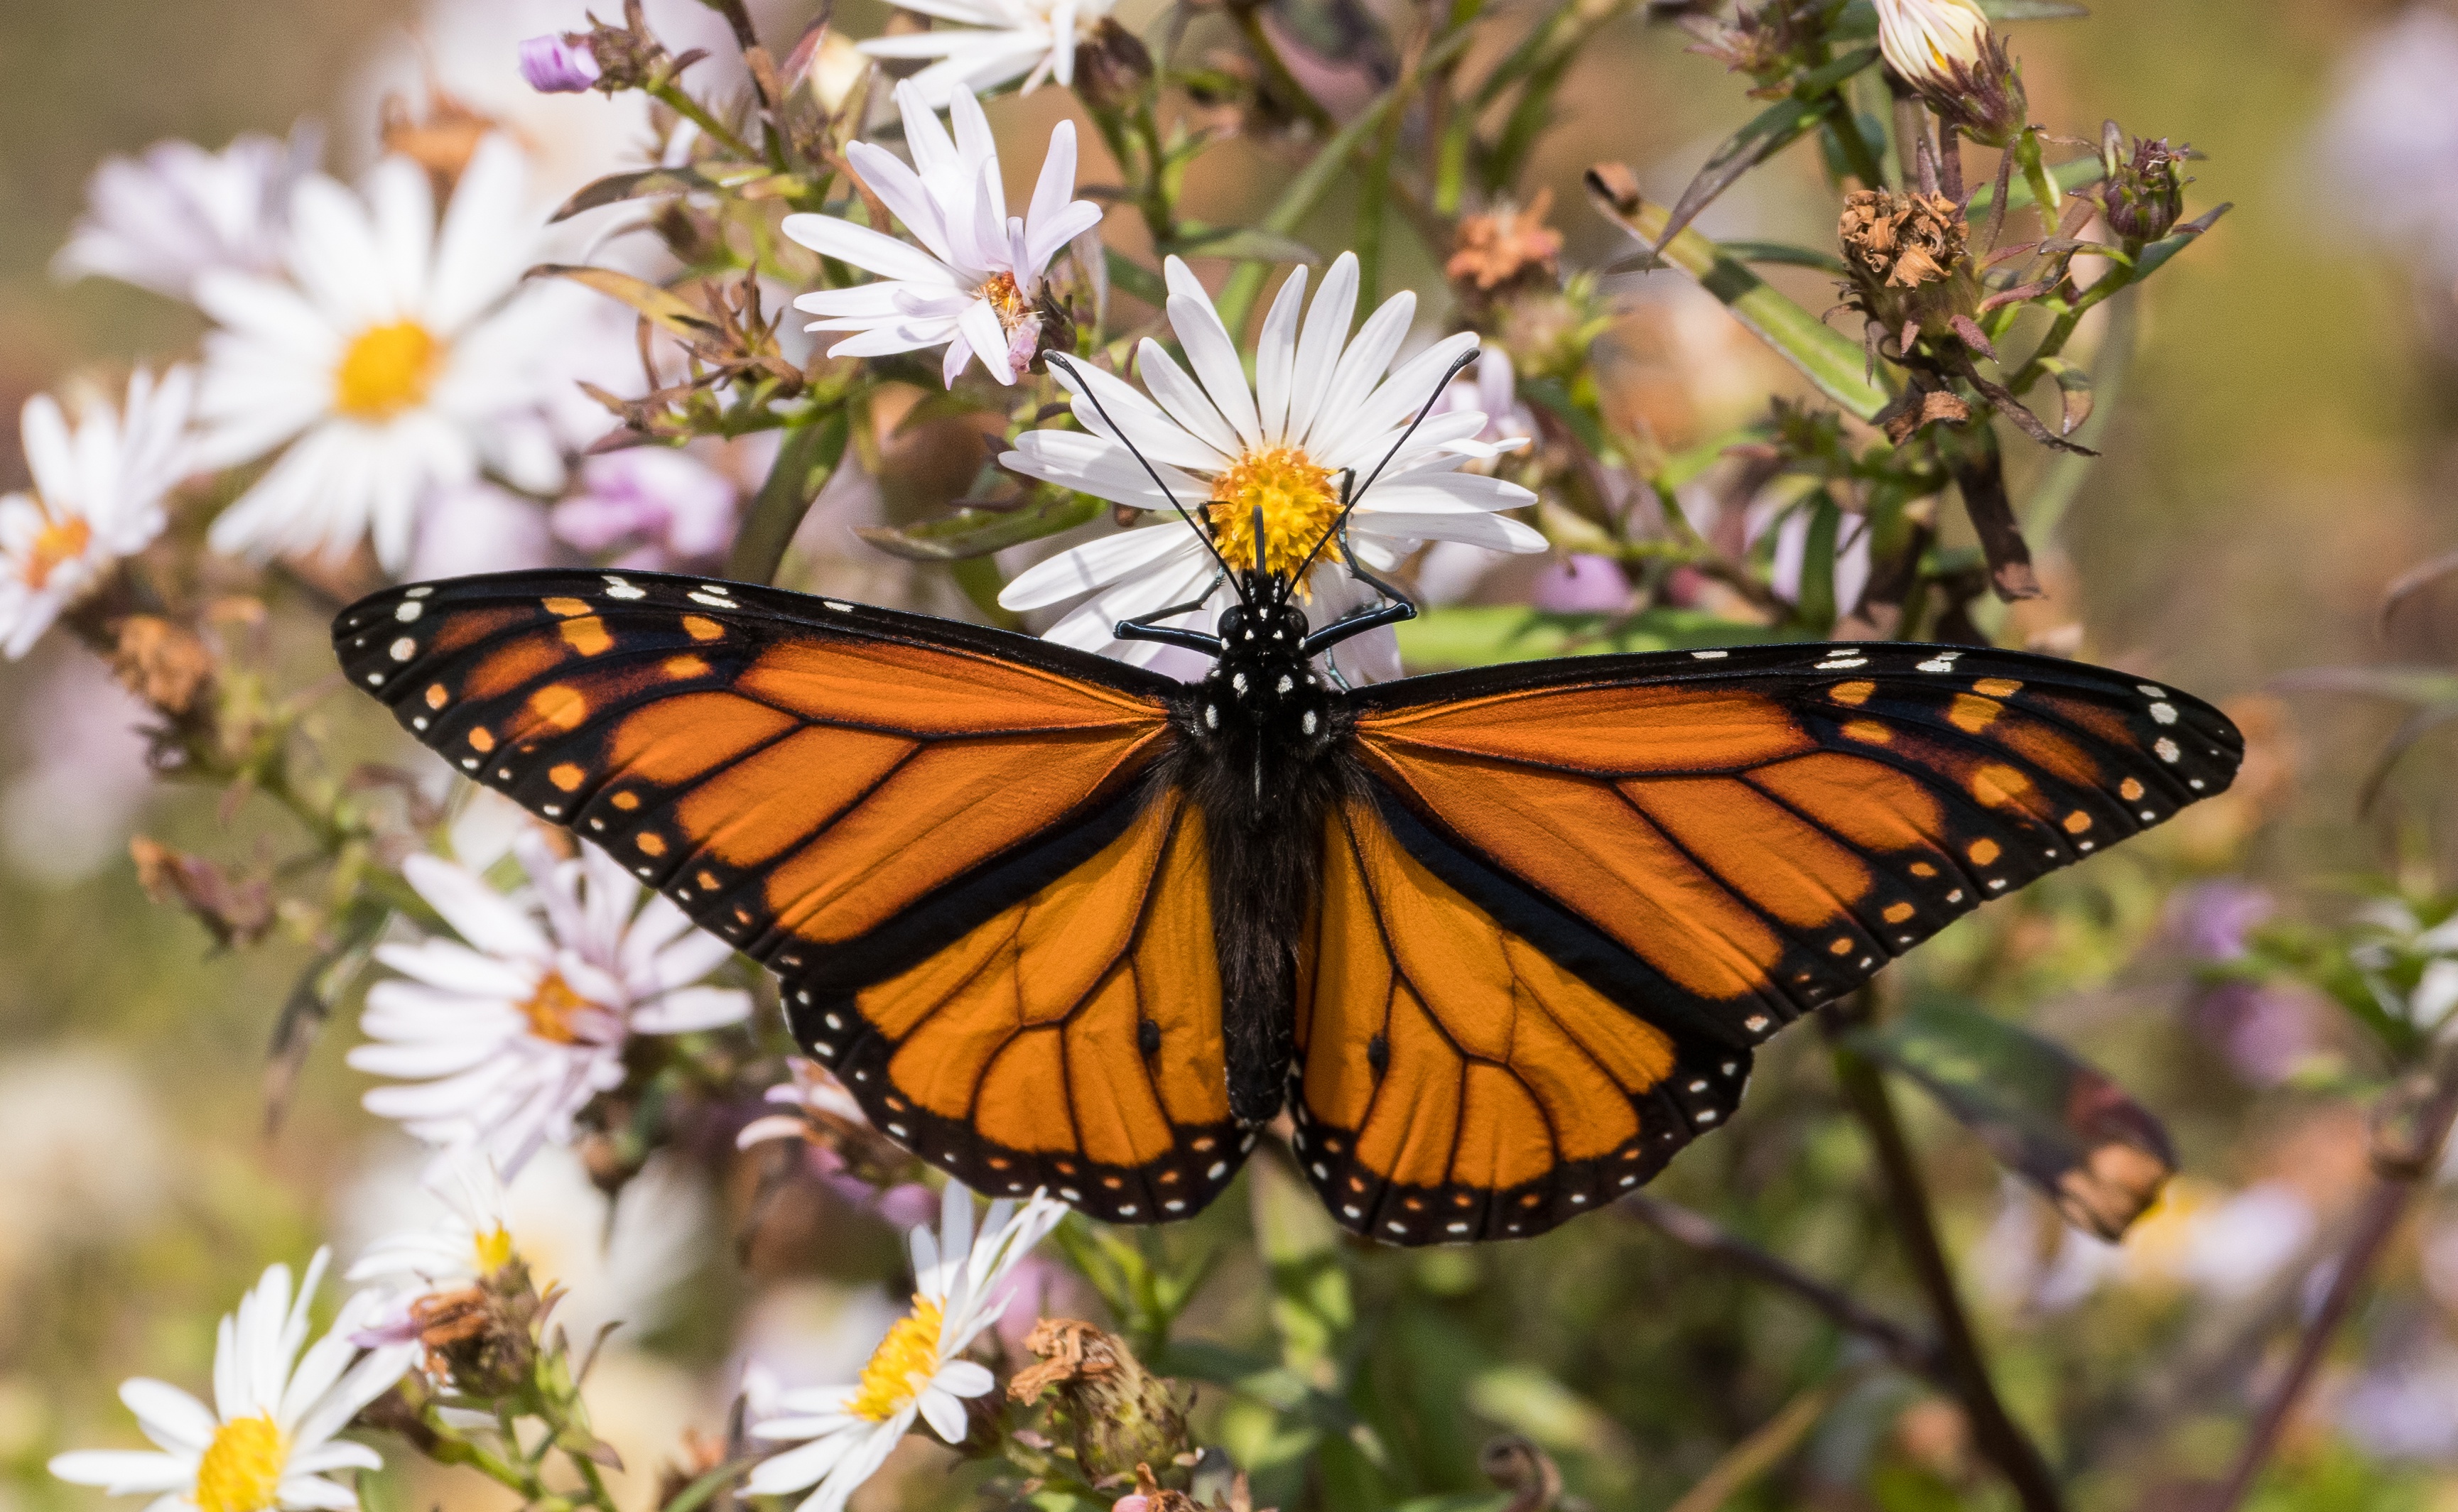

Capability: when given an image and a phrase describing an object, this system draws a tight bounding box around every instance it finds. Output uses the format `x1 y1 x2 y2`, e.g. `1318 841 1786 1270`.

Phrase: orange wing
1292 793 1750 1243
1296 642 2241 1242
334 570 1242 1210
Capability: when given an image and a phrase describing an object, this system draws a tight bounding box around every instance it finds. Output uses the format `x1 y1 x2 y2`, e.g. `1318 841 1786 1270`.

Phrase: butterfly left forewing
336 570 1247 1217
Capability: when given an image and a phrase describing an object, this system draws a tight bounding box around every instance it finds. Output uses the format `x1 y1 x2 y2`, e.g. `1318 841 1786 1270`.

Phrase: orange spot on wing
2121 777 2145 800
2064 810 2093 834
543 597 591 618
1883 901 1915 923
432 606 527 654
1969 837 2001 865
548 763 586 793
425 683 449 709
467 726 494 753
521 685 589 736
1844 720 1893 744
1910 861 1938 877
462 633 566 700
1970 763 2032 808
682 615 725 642
636 832 666 856
1829 680 1876 706
1974 678 2023 697
559 617 613 656
611 791 641 810
1949 695 2002 733
664 655 710 679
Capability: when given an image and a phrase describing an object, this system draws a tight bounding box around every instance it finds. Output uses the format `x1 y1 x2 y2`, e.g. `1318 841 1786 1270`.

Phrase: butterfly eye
1217 605 1247 641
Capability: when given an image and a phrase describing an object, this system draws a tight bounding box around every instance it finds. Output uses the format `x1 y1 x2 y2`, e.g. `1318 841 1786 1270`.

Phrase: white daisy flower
781 82 1103 388
55 128 318 301
745 1185 1069 1512
347 832 753 1175
346 1146 523 1312
737 1057 872 1150
0 366 197 659
997 253 1543 681
855 0 1115 106
48 1249 416 1512
195 133 583 573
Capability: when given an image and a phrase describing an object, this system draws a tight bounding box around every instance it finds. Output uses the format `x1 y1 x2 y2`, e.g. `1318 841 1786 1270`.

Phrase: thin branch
1829 1021 2067 1512
1618 1194 1950 1388
1666 1364 1873 1512
2204 1065 2458 1511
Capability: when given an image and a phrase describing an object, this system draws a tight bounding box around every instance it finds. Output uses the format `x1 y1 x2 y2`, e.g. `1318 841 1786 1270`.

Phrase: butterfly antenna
1044 353 1242 602
1288 346 1483 589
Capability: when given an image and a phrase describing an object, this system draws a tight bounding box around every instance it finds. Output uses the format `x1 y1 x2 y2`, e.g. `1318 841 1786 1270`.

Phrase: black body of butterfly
330 354 2243 1244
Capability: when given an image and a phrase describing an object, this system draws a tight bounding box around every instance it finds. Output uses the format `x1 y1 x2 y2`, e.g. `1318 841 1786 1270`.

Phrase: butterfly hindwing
334 569 1245 1206
1345 641 2243 1040
1292 791 1752 1244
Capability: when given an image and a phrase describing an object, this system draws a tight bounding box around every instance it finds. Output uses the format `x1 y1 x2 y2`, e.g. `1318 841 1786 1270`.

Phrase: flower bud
1837 188 1977 346
1874 0 2026 146
518 34 603 94
1073 17 1156 114
1007 1320 1191 1486
2101 127 2189 244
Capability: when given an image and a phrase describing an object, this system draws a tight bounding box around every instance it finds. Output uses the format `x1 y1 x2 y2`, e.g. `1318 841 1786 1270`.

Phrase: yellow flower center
21 512 92 589
1207 446 1341 590
519 971 590 1045
845 1298 946 1423
334 320 441 420
471 1224 517 1275
980 272 1029 329
194 1413 286 1512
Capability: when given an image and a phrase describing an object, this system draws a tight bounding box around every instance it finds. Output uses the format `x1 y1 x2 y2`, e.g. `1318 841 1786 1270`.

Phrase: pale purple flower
1531 554 1633 613
409 481 553 580
2170 879 2274 961
519 34 602 93
551 448 740 568
2187 981 2322 1087
2336 1345 2458 1460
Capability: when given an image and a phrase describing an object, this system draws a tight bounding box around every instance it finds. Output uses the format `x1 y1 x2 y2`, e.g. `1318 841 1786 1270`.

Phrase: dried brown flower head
1009 1319 1190 1486
379 87 499 197
129 837 274 949
1448 189 1564 300
109 615 215 717
1839 190 1969 290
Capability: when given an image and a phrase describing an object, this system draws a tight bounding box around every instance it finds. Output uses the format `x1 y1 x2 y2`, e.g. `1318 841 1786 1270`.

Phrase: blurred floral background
9 0 2458 1507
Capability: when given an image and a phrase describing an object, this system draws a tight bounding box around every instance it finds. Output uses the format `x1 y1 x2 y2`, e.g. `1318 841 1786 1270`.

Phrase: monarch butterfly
334 354 2240 1245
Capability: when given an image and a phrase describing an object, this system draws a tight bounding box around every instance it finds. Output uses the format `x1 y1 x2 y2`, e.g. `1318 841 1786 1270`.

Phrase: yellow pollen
980 272 1029 327
1207 447 1341 589
195 1414 286 1512
472 1225 516 1275
335 320 441 419
21 512 91 589
846 1298 946 1423
519 971 590 1045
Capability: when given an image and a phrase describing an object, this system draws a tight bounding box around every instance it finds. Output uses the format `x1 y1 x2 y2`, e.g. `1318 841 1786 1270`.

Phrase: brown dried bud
379 88 499 195
1447 189 1564 307
129 837 274 950
581 1 679 94
1840 189 1968 290
411 1258 546 1397
1073 17 1156 114
1008 1320 1190 1486
109 614 215 717
2101 126 2189 245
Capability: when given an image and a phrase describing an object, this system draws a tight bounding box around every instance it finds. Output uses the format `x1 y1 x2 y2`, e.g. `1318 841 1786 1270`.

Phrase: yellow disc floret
1206 447 1341 589
846 1298 946 1422
334 321 441 420
519 971 589 1045
21 513 92 589
195 1414 286 1512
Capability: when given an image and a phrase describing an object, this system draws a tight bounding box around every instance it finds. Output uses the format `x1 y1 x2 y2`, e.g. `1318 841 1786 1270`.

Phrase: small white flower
746 1185 1069 1512
347 832 752 1175
0 366 197 658
781 82 1102 388
997 253 1542 681
1873 0 1993 91
48 1250 415 1512
195 134 585 572
55 127 318 301
737 1057 872 1150
346 1146 524 1317
855 0 1115 105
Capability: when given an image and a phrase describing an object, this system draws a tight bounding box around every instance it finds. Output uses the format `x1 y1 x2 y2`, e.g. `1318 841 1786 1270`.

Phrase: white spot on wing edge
1690 649 1729 660
2155 737 2181 763
602 575 646 599
394 602 423 622
2149 702 2178 725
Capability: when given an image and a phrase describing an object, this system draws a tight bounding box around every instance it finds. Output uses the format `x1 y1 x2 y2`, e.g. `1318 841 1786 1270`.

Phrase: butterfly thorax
1175 582 1350 1126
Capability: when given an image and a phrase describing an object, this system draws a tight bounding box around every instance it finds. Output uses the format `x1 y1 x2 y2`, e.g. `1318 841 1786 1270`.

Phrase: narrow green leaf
857 489 1105 562
529 264 720 339
550 163 791 222
1718 239 1853 276
1586 168 1888 420
1104 246 1169 308
1653 94 1831 254
1794 490 1841 633
2129 202 2231 281
1848 997 2176 1240
1396 605 1785 670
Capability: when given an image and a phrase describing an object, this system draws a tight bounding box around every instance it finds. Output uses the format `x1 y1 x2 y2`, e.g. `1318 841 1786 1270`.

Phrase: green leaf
2129 202 2232 281
1104 247 1169 308
1163 223 1321 264
1396 606 1785 670
1961 154 2106 222
529 264 720 340
1794 490 1841 633
856 489 1105 562
1652 94 1831 254
1717 239 1853 276
1586 168 1888 421
1847 997 2175 1239
550 163 793 222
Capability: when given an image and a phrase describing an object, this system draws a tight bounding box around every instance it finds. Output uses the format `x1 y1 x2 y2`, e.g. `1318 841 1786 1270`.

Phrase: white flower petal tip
1001 271 1541 678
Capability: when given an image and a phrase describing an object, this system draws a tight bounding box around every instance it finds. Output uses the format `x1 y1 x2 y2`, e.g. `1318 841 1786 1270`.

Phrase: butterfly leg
1116 570 1229 654
1299 531 1419 658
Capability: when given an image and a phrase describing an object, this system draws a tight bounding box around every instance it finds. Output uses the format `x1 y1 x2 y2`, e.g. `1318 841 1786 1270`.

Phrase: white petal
1162 271 1260 446
1287 251 1359 440
998 524 1199 610
781 215 964 289
48 1451 193 1494
1253 266 1306 445
118 1381 217 1453
401 854 551 961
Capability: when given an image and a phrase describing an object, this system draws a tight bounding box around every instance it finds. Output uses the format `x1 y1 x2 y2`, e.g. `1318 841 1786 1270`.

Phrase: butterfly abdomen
1177 621 1351 1126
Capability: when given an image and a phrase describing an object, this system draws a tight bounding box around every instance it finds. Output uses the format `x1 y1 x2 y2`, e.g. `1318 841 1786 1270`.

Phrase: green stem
1824 93 1885 190
726 404 854 584
648 80 760 162
1828 1027 2065 1512
2005 262 2134 397
1353 102 1404 310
